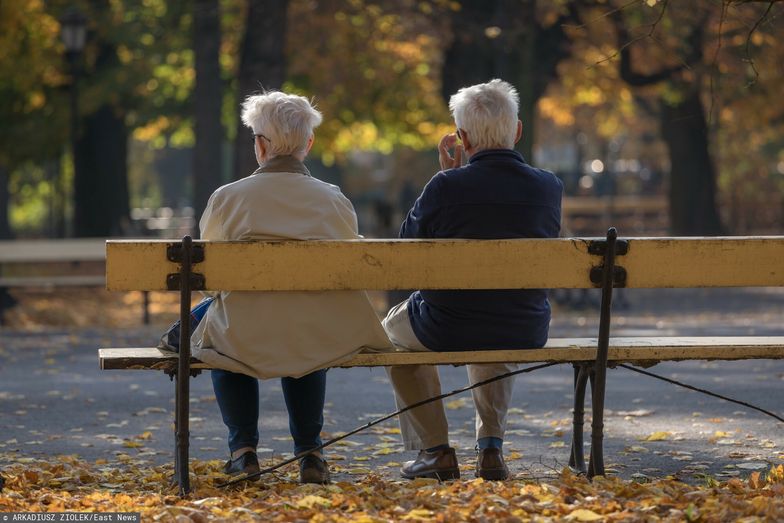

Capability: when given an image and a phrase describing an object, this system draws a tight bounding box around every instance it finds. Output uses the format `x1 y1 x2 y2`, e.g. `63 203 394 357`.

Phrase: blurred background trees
1 0 782 239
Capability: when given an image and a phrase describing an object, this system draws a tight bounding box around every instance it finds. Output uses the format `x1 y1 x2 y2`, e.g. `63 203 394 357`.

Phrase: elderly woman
190 91 391 483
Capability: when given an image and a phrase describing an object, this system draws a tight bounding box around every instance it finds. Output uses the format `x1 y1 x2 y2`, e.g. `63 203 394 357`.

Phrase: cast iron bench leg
587 227 620 478
172 236 194 496
569 363 590 474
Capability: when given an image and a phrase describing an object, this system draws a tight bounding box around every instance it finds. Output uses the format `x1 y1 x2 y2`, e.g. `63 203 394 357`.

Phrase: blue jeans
175 298 327 456
211 369 327 456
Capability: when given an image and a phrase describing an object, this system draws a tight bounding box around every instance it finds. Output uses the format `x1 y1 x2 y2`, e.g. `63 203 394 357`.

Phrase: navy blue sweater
402 149 563 351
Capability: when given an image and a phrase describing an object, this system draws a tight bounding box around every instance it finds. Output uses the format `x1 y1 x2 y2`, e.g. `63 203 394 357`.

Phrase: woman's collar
253 155 311 176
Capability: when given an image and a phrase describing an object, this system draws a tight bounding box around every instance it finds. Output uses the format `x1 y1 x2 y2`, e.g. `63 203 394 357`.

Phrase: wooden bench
562 196 668 235
98 230 784 494
0 238 150 325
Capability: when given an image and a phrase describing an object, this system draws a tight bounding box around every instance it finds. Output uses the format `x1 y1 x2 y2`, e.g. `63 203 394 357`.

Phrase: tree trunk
498 0 536 163
193 0 225 224
661 88 723 235
73 104 130 237
0 164 12 239
615 12 723 236
233 0 288 180
72 33 131 238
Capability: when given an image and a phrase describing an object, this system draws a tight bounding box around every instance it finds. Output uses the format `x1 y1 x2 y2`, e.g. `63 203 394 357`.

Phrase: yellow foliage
539 97 576 127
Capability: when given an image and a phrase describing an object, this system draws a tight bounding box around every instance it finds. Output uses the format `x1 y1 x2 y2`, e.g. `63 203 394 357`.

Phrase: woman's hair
448 79 519 151
241 91 323 159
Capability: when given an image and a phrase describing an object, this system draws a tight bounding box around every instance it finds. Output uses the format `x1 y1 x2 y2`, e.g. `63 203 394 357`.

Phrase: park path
1 287 783 483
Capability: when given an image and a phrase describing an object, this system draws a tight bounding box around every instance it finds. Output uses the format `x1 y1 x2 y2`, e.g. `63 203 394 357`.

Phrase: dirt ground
3 288 186 330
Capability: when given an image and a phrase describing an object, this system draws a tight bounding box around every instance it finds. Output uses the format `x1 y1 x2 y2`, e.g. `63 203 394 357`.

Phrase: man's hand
438 133 464 171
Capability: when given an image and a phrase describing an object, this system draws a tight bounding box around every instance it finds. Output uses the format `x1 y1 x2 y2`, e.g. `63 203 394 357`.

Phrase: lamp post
60 7 87 237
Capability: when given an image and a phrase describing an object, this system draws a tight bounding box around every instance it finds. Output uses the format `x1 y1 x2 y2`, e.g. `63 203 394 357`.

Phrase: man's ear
458 128 472 151
514 120 523 144
306 135 314 154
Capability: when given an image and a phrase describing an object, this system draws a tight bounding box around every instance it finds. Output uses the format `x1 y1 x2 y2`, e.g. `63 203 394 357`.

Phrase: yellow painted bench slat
106 237 784 292
623 237 784 288
106 238 598 291
99 336 784 371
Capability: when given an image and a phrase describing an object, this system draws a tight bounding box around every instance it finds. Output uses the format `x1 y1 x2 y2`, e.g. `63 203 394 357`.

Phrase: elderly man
191 91 391 484
383 79 563 480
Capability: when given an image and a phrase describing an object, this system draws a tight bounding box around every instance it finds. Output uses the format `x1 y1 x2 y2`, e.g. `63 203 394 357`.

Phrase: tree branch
611 1 684 86
532 3 582 99
743 0 776 86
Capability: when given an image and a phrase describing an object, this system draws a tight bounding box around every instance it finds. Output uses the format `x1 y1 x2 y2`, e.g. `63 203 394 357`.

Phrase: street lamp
59 7 87 237
60 7 87 57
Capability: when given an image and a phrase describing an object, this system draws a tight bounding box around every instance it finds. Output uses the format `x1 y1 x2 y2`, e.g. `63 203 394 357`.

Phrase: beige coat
191 156 392 379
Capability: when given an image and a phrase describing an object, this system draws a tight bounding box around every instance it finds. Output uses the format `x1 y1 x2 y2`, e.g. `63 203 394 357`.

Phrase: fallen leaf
736 462 768 471
568 508 603 521
295 495 331 509
402 508 434 520
372 447 397 456
617 409 653 417
749 471 762 489
445 398 469 410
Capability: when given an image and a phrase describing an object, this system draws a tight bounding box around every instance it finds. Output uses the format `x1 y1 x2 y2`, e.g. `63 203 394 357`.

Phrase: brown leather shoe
401 447 460 480
476 447 509 480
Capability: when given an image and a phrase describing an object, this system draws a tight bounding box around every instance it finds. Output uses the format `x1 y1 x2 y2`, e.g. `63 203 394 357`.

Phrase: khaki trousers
382 299 518 450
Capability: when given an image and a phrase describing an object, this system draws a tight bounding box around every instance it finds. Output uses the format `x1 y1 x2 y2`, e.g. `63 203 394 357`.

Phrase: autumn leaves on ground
3 289 784 520
3 457 784 521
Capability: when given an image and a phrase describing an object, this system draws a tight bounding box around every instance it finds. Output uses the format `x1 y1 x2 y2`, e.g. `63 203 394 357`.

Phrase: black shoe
475 447 509 480
401 447 460 481
223 451 260 480
299 454 330 484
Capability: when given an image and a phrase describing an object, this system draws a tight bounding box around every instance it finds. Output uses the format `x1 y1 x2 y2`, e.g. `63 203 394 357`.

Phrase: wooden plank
563 196 667 214
622 237 784 288
99 348 210 371
106 236 784 291
106 238 599 291
99 337 784 371
0 275 105 287
0 239 106 263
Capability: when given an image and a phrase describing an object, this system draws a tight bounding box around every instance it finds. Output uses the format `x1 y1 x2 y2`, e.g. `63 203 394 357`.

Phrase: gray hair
448 79 519 151
241 91 323 159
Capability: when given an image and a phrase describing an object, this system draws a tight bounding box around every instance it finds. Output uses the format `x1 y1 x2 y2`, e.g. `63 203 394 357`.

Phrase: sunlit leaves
286 0 453 162
3 457 784 520
0 0 65 166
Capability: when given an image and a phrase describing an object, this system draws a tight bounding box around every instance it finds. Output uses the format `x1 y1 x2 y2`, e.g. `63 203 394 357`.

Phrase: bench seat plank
99 336 784 371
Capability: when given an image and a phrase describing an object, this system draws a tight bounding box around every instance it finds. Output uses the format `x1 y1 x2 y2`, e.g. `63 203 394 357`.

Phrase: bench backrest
105 237 784 292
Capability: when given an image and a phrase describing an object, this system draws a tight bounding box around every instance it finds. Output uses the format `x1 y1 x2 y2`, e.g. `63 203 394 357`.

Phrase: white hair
448 79 519 151
240 91 323 159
